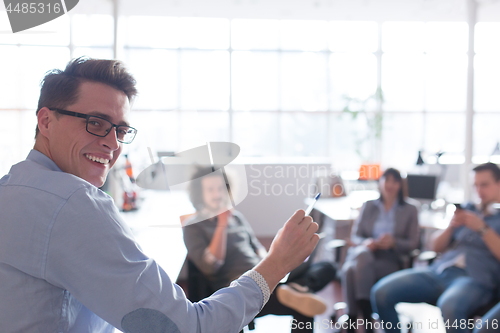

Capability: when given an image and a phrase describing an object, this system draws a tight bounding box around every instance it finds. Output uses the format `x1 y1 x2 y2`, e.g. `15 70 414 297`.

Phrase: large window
473 22 500 163
381 22 468 168
1 15 498 176
120 18 470 170
0 16 71 174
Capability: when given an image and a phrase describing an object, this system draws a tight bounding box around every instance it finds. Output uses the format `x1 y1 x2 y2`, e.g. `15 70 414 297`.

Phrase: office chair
326 238 430 333
312 170 347 198
185 258 256 332
186 259 213 303
324 239 350 333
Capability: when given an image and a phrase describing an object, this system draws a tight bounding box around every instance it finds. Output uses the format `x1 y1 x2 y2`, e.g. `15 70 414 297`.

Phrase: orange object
125 155 134 180
359 164 381 181
122 190 137 211
180 213 196 227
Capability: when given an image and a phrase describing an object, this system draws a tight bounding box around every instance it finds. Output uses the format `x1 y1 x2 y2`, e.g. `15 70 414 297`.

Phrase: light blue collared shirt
430 203 500 289
0 150 265 333
372 199 397 240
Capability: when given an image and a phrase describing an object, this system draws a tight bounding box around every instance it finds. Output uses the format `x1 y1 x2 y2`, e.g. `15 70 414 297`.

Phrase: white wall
69 0 500 22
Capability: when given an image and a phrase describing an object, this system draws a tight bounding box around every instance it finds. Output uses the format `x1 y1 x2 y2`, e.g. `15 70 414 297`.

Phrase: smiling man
0 57 320 333
35 81 131 188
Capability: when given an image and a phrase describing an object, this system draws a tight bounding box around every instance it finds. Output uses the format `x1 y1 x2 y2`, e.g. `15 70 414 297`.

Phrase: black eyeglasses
49 108 137 144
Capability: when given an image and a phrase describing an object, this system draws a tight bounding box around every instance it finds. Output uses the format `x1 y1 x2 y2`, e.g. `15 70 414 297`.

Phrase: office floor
241 226 446 333
244 228 349 333
178 216 446 333
242 281 341 333
242 281 446 333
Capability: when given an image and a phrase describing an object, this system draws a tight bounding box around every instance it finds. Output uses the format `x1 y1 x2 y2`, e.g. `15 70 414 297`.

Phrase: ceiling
69 0 500 22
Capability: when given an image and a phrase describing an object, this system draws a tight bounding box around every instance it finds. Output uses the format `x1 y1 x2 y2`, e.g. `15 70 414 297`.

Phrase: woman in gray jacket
341 168 419 333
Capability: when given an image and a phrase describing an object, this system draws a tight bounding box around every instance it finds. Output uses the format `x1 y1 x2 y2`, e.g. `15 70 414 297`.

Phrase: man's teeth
85 154 109 164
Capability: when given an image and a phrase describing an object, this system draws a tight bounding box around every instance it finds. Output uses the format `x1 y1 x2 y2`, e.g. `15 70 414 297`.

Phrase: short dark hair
188 166 231 211
380 167 407 205
473 162 500 182
35 56 138 137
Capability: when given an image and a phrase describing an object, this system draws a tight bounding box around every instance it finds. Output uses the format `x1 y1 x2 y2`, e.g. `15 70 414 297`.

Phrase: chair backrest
180 213 214 302
186 259 214 302
180 213 196 227
312 169 347 198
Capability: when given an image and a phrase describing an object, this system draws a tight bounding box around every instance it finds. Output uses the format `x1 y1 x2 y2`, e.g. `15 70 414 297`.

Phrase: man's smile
84 153 110 165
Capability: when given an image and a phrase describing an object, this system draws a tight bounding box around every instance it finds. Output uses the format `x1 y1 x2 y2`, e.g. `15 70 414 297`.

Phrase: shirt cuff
242 270 270 309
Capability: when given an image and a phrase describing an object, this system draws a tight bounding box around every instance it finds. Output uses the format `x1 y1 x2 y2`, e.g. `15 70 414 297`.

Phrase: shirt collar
27 149 62 173
375 197 397 213
474 202 500 218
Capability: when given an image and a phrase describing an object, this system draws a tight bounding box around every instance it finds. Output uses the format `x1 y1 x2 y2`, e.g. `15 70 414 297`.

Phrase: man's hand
449 210 466 229
460 211 487 232
432 210 466 253
267 210 320 274
376 234 395 250
253 210 320 291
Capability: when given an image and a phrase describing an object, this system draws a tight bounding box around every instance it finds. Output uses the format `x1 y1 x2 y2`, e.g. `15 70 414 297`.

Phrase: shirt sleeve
351 202 371 245
44 187 264 333
242 270 270 308
394 204 420 254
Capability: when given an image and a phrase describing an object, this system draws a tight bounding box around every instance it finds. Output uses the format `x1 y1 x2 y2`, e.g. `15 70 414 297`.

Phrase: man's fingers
289 210 306 225
306 221 319 234
309 233 320 247
296 210 309 224
282 210 306 232
298 216 313 230
284 211 319 247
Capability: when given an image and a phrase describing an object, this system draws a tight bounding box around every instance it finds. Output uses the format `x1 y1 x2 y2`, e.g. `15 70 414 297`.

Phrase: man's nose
102 127 120 150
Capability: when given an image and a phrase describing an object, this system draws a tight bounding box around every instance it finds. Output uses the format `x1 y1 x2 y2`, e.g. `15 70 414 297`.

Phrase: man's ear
37 107 53 138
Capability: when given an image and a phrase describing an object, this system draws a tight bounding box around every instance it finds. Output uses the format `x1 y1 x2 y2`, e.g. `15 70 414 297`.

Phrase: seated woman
341 168 419 333
183 167 335 333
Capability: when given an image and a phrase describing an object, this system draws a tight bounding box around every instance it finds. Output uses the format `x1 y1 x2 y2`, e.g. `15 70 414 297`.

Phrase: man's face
46 81 130 187
201 175 228 212
474 170 500 204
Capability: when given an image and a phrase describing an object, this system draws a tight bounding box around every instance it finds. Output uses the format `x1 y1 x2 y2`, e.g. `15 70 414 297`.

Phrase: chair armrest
418 251 437 264
325 239 347 250
410 249 421 258
325 239 347 265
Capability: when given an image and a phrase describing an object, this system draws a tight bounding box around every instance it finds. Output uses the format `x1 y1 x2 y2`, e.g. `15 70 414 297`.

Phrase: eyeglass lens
87 116 136 143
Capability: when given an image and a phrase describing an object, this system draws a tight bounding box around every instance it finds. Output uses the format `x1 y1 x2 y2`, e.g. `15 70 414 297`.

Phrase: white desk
305 191 380 223
306 191 451 230
119 190 195 282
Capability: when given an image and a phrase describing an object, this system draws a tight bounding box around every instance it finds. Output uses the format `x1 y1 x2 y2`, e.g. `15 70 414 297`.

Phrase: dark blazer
351 199 420 255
